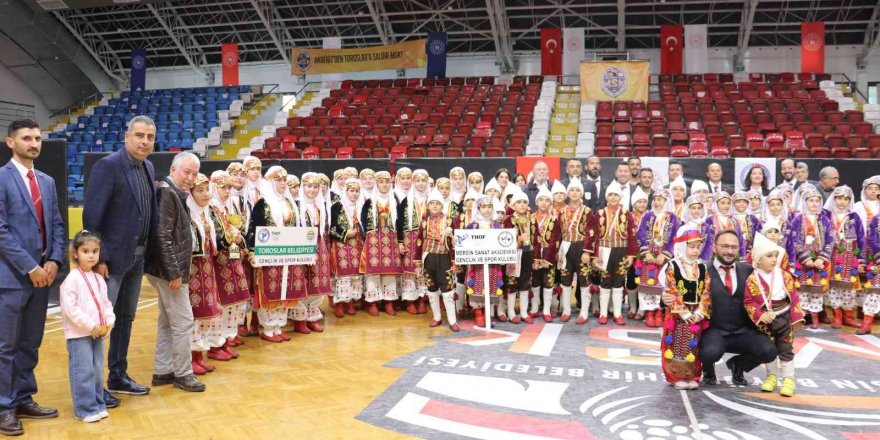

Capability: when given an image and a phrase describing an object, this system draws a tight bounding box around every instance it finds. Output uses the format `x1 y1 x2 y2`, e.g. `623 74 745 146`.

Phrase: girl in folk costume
360 170 404 316
732 191 763 262
787 186 833 329
748 190 765 222
464 196 505 327
225 163 256 338
626 187 650 321
449 166 467 204
636 189 680 327
452 190 481 315
484 178 502 202
287 175 300 200
186 174 226 373
744 233 806 397
861 214 880 334
226 162 248 223
329 170 346 204
242 156 263 213
762 189 790 242
468 171 485 195
680 195 707 229
761 220 792 272
208 171 251 356
585 185 638 325
855 176 880 320
824 185 866 329
551 180 567 218
393 167 413 204
293 172 334 333
532 187 562 321
359 168 376 200
558 180 594 323
658 225 711 390
435 177 461 220
329 178 365 318
700 192 743 262
246 166 306 343
792 183 818 216
419 189 460 332
396 169 430 315
669 176 688 220
505 191 535 324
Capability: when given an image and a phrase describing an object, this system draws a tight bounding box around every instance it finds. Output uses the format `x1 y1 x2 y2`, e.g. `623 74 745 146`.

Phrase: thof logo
296 51 312 72
601 66 627 98
257 229 271 244
455 234 467 246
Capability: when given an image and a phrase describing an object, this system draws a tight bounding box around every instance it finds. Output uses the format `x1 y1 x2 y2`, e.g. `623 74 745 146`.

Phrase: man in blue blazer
0 119 65 436
83 116 158 404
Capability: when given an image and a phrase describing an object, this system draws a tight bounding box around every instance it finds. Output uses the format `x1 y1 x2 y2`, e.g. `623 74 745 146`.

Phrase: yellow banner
579 61 649 102
291 40 427 75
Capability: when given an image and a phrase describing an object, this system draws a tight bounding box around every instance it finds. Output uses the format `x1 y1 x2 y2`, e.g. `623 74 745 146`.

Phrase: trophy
226 213 243 260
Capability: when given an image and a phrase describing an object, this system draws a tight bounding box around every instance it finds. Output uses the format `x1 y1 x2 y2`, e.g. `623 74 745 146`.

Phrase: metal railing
0 100 36 129
49 91 108 121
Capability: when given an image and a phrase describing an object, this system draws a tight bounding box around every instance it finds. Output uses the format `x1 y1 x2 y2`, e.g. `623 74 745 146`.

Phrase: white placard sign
453 228 518 265
252 226 318 267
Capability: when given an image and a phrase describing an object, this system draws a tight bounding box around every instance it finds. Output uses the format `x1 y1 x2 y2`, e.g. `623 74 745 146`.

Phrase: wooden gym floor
24 281 443 439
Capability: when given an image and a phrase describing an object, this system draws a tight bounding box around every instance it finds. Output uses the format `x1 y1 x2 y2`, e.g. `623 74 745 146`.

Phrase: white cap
567 179 584 192
605 184 623 198
669 175 687 190
551 180 567 195
510 191 529 205
751 232 784 268
631 186 649 204
427 189 444 205
690 179 709 194
537 186 553 201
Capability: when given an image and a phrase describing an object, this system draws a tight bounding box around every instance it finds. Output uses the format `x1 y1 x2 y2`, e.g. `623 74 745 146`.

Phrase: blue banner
426 32 447 78
130 48 146 91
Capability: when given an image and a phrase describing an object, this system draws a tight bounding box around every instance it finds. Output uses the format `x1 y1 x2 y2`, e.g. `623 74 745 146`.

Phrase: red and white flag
221 43 239 86
660 25 684 74
801 22 825 73
540 28 562 76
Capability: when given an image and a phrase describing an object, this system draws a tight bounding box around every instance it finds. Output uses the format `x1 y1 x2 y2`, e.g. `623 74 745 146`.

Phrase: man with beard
637 168 655 202
627 157 641 186
779 159 797 189
611 162 632 211
584 155 604 209
559 158 597 210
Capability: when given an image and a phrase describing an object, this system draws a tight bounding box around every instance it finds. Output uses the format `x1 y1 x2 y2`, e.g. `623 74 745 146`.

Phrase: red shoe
260 333 281 343
347 301 357 316
560 313 570 322
385 302 397 316
277 331 291 341
511 316 521 324
334 303 345 318
598 316 608 325
406 302 418 314
523 316 533 324
576 316 587 325
856 314 874 335
221 343 239 359
497 314 508 323
429 320 442 328
368 303 379 316
633 313 644 321
842 309 861 328
832 308 843 329
207 347 232 361
294 320 311 334
543 314 552 322
417 298 428 314
593 310 600 318
233 335 244 346
237 324 249 338
197 354 215 373
645 311 656 327
307 321 324 332
474 308 486 327
529 312 540 319
627 312 636 319
614 316 626 325
226 337 240 348
191 352 207 375
449 324 461 332
810 312 820 329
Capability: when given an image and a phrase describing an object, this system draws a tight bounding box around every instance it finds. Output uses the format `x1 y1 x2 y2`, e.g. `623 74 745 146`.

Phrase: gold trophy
226 213 243 260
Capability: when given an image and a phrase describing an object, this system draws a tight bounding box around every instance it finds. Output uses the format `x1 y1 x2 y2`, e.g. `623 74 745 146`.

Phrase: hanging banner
130 48 146 91
660 25 684 75
291 39 427 75
579 61 649 103
734 158 777 192
562 28 585 80
801 22 825 73
540 28 562 76
221 43 239 86
427 32 448 78
684 24 708 73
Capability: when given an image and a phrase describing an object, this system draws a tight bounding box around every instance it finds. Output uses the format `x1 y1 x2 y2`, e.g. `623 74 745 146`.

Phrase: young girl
761 220 792 272
61 231 115 423
449 167 467 204
788 186 833 329
465 196 505 326
669 176 688 219
420 189 459 331
505 191 535 324
287 175 300 200
452 190 480 316
824 186 865 329
359 168 376 200
732 191 763 262
360 170 404 316
863 213 880 334
855 176 880 322
636 189 679 327
626 187 649 321
468 171 485 195
296 172 334 333
701 192 742 262
397 169 430 315
329 178 365 318
744 233 805 397
242 156 263 213
748 190 765 222
659 225 711 390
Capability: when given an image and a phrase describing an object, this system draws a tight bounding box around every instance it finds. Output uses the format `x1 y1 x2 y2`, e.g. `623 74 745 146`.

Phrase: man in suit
0 119 66 436
83 116 158 405
664 230 777 386
636 167 655 202
559 158 598 210
525 160 551 208
778 159 798 189
584 155 604 209
706 162 733 195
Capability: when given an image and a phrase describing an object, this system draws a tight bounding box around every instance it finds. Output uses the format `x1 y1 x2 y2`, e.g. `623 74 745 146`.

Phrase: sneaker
760 374 778 392
779 377 796 397
173 374 206 392
99 411 109 419
79 414 102 423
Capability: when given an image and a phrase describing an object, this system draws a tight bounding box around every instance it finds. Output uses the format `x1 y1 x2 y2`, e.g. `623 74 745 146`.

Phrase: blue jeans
66 337 105 419
106 253 145 383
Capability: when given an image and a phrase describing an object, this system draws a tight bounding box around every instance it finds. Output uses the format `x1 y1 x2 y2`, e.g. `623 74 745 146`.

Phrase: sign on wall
291 40 427 75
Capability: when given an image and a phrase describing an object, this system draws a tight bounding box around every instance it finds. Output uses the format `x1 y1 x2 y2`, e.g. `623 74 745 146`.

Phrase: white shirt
713 258 738 293
11 157 35 199
709 181 724 194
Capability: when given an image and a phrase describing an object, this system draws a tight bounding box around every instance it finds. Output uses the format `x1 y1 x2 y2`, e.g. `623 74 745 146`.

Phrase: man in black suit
636 168 655 202
559 158 598 210
778 159 798 189
584 155 604 209
706 162 733 195
663 230 777 386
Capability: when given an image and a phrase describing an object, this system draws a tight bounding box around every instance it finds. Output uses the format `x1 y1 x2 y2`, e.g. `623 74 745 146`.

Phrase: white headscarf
761 189 788 224
187 174 217 253
370 172 398 227
298 172 326 235
406 170 430 228
242 156 262 207
472 196 496 225
855 176 880 228
261 166 294 227
651 188 675 214
449 167 466 204
340 178 363 227
210 171 235 214
680 194 707 225
824 185 855 215
394 167 412 202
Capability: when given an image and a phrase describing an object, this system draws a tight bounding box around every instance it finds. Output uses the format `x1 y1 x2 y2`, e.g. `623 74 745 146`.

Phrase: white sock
442 291 457 325
519 291 530 318
765 361 779 376
780 361 795 379
599 288 611 318
591 292 600 313
455 283 466 311
579 287 591 318
507 292 516 318
612 288 624 318
530 287 541 314
497 295 507 317
561 285 572 316
428 291 442 322
542 288 553 315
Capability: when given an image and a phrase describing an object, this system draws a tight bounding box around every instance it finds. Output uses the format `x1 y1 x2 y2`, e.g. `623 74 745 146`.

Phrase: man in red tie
0 119 66 436
662 230 777 388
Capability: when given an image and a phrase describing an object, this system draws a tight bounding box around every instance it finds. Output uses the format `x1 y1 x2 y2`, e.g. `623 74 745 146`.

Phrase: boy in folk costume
505 191 536 324
732 191 763 262
208 172 251 356
658 225 711 390
745 233 805 397
360 170 404 316
246 166 305 343
393 167 413 204
557 180 594 323
449 167 467 204
626 187 649 321
329 178 365 318
396 169 430 315
585 185 638 325
464 196 505 327
701 192 743 262
669 176 688 220
551 180 567 217
532 187 562 321
636 189 680 327
787 186 833 329
419 189 460 332
293 173 334 333
186 174 226 373
823 186 866 329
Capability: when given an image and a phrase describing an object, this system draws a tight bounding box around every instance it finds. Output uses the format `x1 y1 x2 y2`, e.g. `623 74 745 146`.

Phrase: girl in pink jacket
60 230 116 423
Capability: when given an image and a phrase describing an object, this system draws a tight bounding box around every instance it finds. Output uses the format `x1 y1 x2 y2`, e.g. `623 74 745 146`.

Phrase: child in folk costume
557 180 594 323
242 156 263 213
701 192 743 262
862 214 880 334
360 170 404 316
396 169 430 315
246 166 305 343
468 171 484 195
293 173 334 334
225 163 257 338
435 177 461 220
732 191 763 262
419 189 460 331
787 186 833 329
585 185 638 325
745 233 805 397
626 187 650 321
464 196 505 327
393 167 413 204
551 180 567 217
658 225 711 390
748 190 765 222
359 168 376 200
449 167 467 204
532 187 562 321
761 220 792 272
855 176 880 321
680 195 707 229
824 186 865 329
186 174 226 373
329 178 365 318
669 176 688 219
505 191 535 324
452 190 481 315
330 169 346 204
208 172 251 356
484 178 502 202
636 189 680 327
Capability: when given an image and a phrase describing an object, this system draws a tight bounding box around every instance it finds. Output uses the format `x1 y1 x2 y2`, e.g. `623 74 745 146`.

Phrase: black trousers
699 326 778 375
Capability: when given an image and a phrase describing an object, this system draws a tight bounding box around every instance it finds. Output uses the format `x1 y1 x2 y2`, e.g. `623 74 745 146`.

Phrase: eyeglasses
717 244 739 251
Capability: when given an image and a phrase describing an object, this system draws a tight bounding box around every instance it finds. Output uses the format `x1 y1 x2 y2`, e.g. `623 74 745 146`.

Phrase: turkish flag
221 43 239 86
541 28 562 76
660 25 684 74
801 22 825 73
